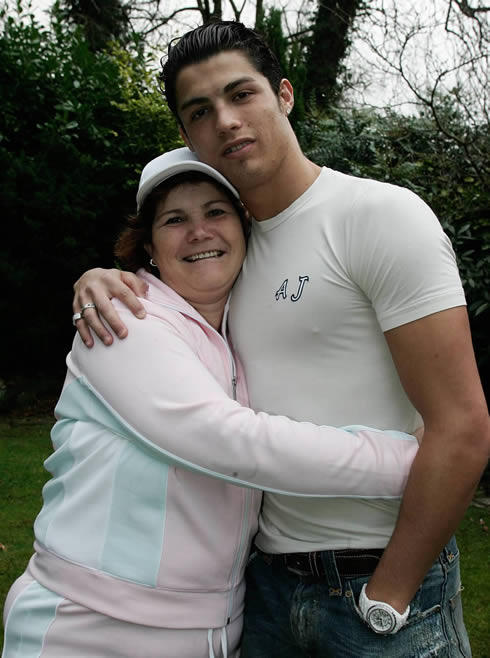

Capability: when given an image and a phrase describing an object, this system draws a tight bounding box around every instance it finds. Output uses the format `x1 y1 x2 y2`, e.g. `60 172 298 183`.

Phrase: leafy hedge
0 13 181 375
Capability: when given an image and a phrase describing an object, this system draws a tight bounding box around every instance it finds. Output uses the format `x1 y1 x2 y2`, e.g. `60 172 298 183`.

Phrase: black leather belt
258 547 384 581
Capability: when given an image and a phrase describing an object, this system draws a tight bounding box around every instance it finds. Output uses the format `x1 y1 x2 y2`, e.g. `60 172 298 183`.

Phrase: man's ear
279 78 294 115
179 125 194 151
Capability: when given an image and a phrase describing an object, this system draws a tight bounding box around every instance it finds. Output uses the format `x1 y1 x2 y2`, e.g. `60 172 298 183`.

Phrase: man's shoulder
328 168 419 205
323 169 433 231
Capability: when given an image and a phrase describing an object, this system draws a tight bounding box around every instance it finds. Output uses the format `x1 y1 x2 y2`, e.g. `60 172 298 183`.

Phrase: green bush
0 11 181 376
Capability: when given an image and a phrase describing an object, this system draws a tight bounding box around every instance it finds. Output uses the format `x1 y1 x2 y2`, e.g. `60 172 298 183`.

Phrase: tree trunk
304 0 364 109
210 0 223 22
197 0 223 23
255 0 264 29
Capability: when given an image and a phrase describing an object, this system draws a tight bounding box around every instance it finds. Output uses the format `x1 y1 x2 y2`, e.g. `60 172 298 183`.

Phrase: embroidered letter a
275 279 288 300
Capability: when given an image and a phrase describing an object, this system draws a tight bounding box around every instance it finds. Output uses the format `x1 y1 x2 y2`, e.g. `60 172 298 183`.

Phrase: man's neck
241 155 321 221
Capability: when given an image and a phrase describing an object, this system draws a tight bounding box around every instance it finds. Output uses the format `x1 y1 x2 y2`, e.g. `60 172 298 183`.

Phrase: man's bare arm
365 306 490 613
73 268 147 346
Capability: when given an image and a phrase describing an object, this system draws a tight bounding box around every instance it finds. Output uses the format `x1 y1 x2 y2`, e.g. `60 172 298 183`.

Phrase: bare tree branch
453 0 490 18
344 0 489 180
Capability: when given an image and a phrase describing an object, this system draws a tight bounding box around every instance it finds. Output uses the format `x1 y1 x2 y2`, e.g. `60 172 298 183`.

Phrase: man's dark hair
159 21 283 121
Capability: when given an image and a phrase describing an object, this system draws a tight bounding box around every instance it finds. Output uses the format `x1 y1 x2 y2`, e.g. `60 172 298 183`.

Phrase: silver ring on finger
80 302 97 318
72 312 83 326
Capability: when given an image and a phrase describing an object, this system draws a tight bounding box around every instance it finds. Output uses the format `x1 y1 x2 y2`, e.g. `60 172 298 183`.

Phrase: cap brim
137 158 239 210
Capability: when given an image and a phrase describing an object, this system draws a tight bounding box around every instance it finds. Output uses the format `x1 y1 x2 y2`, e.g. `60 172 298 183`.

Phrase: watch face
367 607 396 634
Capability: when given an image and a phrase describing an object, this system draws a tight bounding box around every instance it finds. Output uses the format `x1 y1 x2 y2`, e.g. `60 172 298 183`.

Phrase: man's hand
73 268 148 347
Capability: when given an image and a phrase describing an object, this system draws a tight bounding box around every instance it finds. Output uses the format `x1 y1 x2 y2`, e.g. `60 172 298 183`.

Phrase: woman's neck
192 298 227 333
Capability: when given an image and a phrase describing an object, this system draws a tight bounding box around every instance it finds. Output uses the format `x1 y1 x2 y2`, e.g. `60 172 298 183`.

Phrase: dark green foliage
0 11 181 377
257 7 309 123
297 109 490 399
53 0 132 51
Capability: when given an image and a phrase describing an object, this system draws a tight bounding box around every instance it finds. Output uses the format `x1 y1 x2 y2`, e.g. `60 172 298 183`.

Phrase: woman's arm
68 307 418 498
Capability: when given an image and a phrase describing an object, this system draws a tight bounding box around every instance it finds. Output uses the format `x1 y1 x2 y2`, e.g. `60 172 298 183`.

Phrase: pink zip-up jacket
28 271 418 630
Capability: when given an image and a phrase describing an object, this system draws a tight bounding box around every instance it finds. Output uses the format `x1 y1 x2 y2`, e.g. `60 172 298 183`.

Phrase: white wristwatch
358 584 410 635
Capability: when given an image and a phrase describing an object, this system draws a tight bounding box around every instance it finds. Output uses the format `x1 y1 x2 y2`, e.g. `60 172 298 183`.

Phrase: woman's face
146 180 246 309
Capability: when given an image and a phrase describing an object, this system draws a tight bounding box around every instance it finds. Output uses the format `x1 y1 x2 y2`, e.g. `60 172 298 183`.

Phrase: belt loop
310 552 322 578
320 550 342 593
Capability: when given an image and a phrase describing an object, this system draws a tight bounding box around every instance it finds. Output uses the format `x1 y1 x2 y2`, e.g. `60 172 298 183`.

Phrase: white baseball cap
136 147 239 210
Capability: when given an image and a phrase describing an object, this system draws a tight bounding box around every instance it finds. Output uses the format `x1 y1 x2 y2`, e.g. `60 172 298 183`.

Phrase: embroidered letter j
291 276 309 302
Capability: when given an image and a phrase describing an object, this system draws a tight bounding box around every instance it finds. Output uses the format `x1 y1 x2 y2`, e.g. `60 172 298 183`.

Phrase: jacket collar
137 269 231 336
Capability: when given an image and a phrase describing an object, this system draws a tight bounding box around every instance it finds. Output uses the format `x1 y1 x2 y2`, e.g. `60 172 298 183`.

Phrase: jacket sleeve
68 309 418 498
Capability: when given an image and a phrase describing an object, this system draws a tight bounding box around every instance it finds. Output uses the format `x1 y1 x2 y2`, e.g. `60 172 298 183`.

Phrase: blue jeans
241 536 471 657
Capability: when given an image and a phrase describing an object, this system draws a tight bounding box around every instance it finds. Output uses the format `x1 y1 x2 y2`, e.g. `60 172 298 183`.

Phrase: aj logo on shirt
275 276 310 302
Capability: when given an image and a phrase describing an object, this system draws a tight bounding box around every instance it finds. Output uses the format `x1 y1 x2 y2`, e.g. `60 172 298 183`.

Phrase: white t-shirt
230 167 466 552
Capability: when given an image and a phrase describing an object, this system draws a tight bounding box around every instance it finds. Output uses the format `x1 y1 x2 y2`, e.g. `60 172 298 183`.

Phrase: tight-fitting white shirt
230 167 466 552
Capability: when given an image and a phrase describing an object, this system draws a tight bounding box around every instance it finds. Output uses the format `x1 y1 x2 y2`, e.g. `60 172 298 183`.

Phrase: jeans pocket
405 563 444 628
344 575 372 623
345 571 443 631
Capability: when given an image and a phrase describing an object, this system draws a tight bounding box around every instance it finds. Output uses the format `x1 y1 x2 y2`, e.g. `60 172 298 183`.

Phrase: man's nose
216 103 241 134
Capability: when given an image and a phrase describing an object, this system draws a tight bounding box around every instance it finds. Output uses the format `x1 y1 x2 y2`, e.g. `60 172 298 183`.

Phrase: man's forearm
374 307 490 612
365 425 488 612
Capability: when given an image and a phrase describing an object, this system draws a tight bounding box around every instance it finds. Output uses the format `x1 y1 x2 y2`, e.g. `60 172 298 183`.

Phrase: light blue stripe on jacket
34 377 168 587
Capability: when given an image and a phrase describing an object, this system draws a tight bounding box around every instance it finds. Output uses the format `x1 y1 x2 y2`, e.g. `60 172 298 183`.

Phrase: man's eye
234 91 251 101
191 107 208 121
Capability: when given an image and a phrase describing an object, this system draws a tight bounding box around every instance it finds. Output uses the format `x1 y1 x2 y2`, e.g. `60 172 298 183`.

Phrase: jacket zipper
150 296 252 623
221 299 252 623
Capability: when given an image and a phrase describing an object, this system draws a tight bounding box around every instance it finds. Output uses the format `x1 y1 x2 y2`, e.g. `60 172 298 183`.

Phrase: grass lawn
1 414 489 656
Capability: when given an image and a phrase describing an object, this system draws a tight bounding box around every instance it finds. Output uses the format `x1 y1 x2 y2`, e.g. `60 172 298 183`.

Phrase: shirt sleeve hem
379 291 467 332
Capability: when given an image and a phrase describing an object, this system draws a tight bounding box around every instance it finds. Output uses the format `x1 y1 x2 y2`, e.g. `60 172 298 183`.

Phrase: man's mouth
183 250 224 262
224 141 252 155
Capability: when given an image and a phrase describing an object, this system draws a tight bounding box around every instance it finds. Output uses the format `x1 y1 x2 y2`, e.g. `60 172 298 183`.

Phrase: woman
2 148 419 658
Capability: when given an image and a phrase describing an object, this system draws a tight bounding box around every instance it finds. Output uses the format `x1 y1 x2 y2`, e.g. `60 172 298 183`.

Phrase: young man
73 22 489 657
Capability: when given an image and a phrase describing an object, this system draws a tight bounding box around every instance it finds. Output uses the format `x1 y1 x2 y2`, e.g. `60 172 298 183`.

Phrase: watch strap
359 583 410 635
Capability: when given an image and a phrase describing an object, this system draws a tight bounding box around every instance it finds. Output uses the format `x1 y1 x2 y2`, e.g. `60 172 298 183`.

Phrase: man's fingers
85 296 129 340
120 271 149 308
72 268 147 346
74 318 96 348
116 276 147 320
84 269 147 320
72 302 115 346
